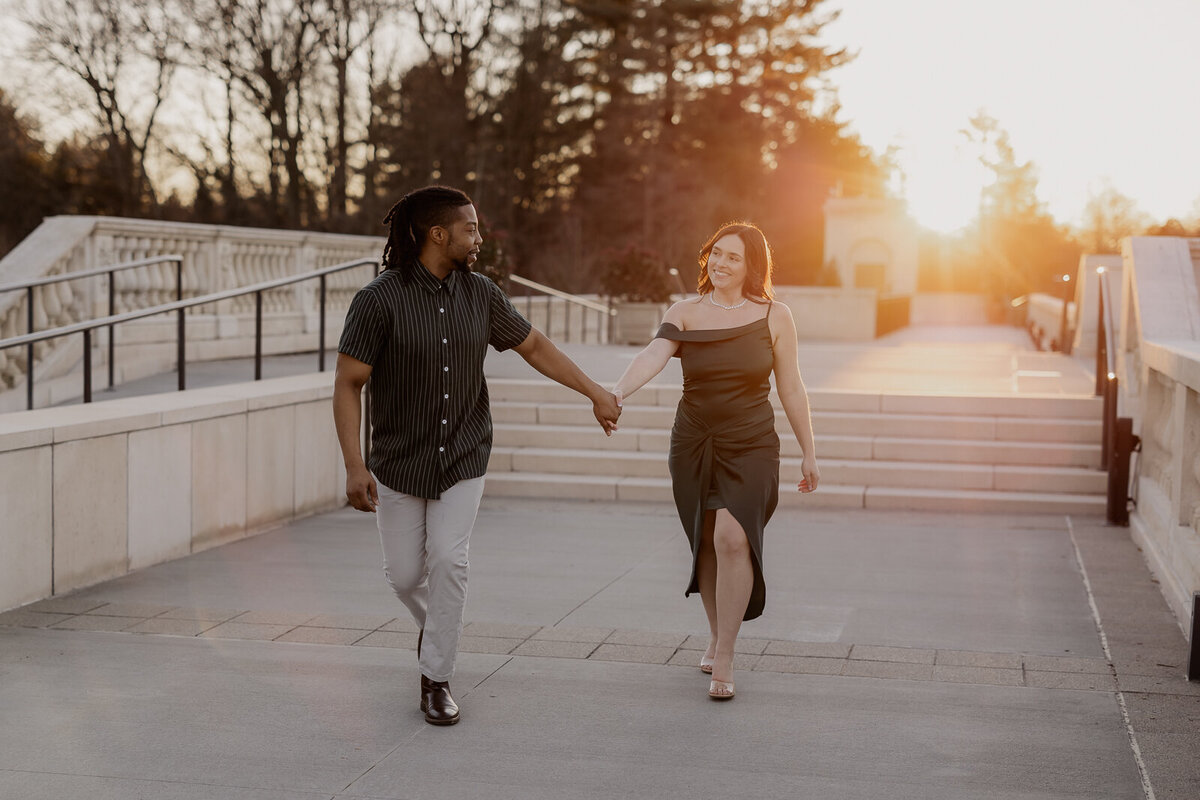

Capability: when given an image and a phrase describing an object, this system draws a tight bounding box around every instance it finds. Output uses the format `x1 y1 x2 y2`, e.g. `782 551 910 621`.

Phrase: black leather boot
420 675 459 725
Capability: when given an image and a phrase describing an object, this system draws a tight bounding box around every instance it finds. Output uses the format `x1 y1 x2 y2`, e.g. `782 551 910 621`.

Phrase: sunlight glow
824 0 1200 230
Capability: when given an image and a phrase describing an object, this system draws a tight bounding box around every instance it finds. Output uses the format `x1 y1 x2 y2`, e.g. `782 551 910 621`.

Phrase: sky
820 0 1200 233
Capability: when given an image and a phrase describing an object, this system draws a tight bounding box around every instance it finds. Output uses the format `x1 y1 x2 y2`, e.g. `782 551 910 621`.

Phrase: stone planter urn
610 300 668 345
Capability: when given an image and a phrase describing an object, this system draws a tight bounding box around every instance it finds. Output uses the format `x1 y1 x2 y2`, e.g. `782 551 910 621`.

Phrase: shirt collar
411 259 460 295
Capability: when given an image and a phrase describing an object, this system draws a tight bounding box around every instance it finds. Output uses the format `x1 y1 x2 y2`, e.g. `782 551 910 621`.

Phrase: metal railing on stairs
508 274 615 344
0 257 378 410
1095 267 1139 525
0 255 184 410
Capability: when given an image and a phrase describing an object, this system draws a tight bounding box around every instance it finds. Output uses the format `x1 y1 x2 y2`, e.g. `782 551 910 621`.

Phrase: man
333 185 620 725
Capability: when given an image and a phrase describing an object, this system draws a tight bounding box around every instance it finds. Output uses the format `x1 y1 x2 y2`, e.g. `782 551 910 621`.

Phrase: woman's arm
769 302 820 492
612 302 685 404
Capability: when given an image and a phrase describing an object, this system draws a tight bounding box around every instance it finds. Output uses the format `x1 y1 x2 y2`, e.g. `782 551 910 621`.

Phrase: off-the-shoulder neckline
659 316 769 334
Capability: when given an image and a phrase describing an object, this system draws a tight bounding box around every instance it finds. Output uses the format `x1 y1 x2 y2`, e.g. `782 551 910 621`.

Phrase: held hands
798 456 820 493
346 465 379 512
593 389 622 436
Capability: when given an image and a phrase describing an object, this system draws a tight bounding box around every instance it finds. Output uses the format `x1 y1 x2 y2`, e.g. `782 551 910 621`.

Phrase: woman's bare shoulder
664 297 704 329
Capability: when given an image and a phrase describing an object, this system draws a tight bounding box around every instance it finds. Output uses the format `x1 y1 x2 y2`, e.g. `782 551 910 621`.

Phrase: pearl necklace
707 293 748 310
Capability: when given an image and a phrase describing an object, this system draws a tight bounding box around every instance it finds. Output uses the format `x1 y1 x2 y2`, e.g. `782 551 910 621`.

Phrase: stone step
490 401 1101 444
482 473 1106 515
486 378 1103 419
492 423 1100 467
487 447 1107 495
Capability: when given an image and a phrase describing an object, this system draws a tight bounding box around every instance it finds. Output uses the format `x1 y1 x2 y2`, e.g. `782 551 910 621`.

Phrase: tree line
1 0 1192 297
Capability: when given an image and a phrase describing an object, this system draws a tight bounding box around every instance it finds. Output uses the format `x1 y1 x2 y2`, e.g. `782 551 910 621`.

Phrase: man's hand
593 390 622 436
346 465 379 512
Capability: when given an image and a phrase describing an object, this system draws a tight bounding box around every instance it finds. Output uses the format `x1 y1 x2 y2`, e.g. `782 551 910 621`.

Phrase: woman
613 221 819 700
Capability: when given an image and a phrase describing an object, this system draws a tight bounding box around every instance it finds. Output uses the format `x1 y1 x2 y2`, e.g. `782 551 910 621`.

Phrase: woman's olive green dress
655 308 779 621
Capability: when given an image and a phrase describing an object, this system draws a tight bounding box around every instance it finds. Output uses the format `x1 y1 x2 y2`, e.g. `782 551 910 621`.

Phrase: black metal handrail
1096 267 1138 524
508 274 615 344
0 256 378 409
0 254 185 409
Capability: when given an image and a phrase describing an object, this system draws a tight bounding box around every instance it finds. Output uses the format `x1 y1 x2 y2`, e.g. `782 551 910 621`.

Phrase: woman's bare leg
711 509 754 685
695 511 718 661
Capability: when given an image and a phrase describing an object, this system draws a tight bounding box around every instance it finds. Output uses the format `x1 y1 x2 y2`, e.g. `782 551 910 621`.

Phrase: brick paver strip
679 634 769 654
764 641 852 659
461 622 541 639
604 630 687 648
529 626 613 643
512 640 598 659
755 654 845 676
379 617 420 633
932 665 1024 687
200 622 295 641
667 650 759 671
935 649 1023 669
1022 655 1111 674
235 610 318 626
158 607 244 622
50 615 143 632
86 603 175 618
126 618 220 636
590 644 676 664
304 613 395 630
6 604 1159 695
276 627 369 646
26 597 108 615
0 611 73 628
353 631 419 649
1026 671 1118 692
850 645 937 665
457 636 522 654
842 660 935 681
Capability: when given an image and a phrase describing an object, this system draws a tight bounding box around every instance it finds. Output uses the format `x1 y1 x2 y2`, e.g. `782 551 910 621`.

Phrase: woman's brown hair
696 221 774 300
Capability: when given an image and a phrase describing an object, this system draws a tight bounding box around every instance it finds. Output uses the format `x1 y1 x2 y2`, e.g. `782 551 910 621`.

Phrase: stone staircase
483 378 1106 515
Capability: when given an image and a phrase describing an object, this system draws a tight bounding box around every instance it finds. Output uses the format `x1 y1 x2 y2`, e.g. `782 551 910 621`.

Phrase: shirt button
442 419 447 424
444 393 449 399
442 338 447 344
443 366 449 372
439 308 445 313
439 447 444 452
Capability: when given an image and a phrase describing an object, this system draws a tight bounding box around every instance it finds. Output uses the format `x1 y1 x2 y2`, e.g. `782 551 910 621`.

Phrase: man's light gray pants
374 475 485 682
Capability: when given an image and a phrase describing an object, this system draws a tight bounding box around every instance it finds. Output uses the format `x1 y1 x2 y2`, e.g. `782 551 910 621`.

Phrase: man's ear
429 225 446 245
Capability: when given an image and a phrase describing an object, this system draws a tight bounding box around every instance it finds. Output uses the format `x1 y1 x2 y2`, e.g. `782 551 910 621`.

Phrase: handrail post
254 290 263 380
82 329 92 403
26 286 34 410
177 305 186 391
1095 274 1106 397
108 270 116 388
318 275 327 372
565 298 571 343
177 257 186 392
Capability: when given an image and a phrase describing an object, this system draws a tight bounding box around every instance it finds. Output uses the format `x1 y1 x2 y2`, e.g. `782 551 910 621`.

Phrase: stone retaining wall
0 373 349 611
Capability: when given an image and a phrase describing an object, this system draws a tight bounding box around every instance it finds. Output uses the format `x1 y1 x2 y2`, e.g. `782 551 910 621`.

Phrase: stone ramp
2 500 1197 798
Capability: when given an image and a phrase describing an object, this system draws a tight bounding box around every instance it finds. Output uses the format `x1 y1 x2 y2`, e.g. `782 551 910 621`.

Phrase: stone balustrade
0 217 616 409
0 217 384 406
1119 236 1200 629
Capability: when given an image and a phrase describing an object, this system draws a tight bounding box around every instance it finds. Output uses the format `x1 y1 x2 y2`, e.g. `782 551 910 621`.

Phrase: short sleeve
486 278 532 352
337 287 387 366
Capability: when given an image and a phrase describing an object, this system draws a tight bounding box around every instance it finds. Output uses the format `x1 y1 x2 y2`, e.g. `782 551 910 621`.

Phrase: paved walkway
2 500 1197 799
3 325 1195 798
